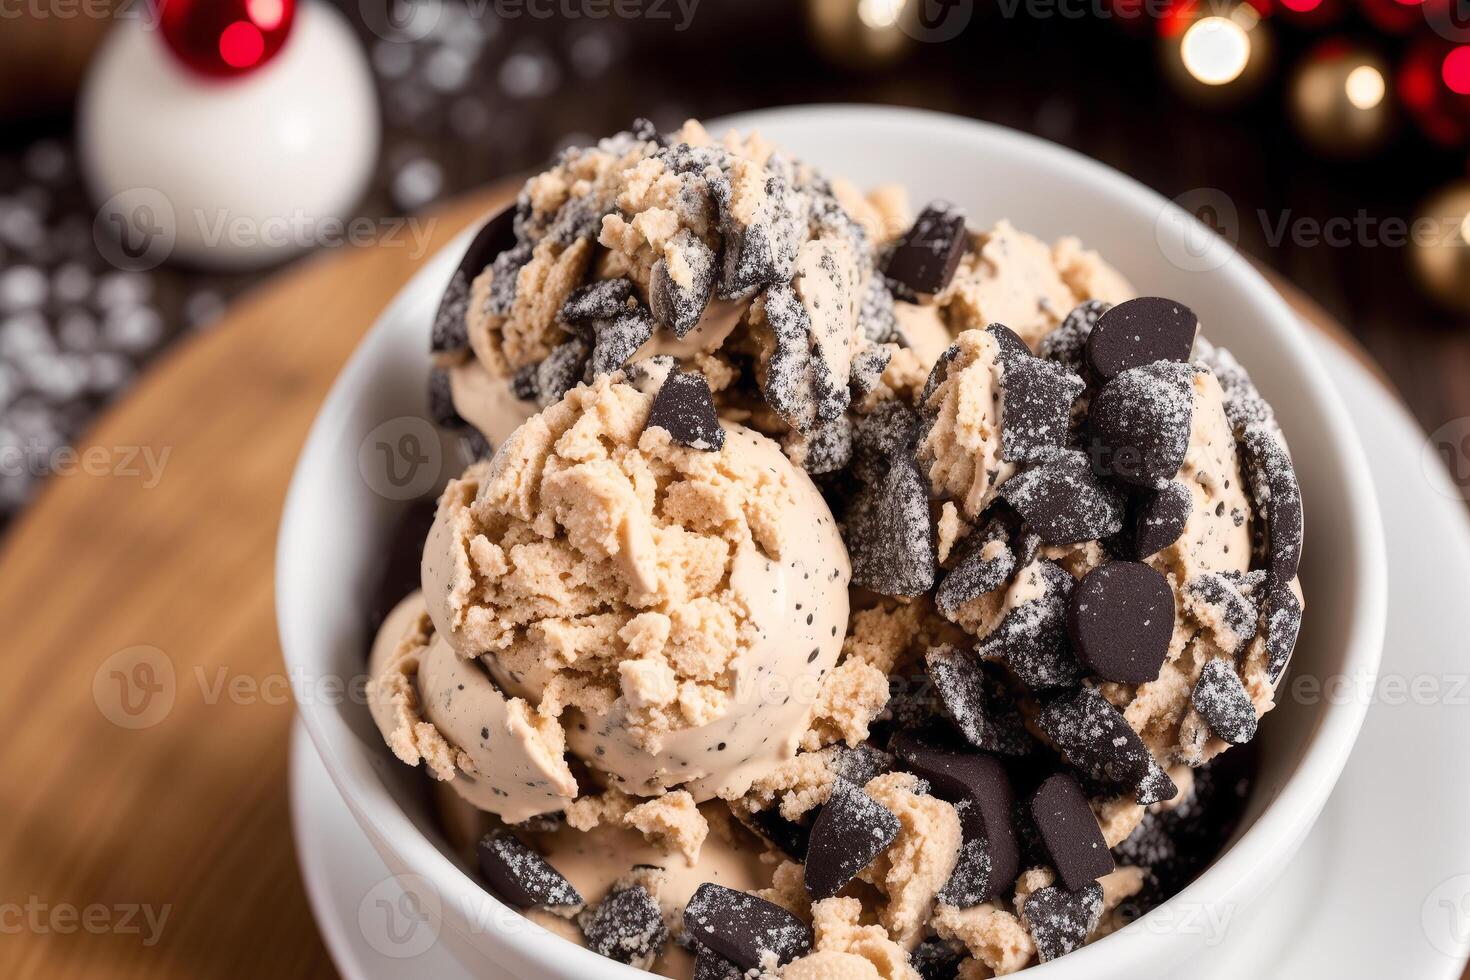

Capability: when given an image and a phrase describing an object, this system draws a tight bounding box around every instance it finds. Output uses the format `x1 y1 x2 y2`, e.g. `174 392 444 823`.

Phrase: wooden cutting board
0 185 1399 979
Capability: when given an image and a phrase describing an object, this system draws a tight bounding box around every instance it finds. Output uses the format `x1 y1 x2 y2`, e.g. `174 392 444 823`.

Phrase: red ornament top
158 0 297 79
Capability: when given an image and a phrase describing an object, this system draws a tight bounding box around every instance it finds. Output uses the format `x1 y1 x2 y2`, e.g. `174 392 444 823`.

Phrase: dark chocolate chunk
987 322 1032 362
477 833 583 911
999 450 1126 545
800 415 855 475
1024 882 1104 962
891 734 1021 898
1085 297 1198 380
805 778 902 900
884 203 968 296
1183 571 1261 655
851 400 920 485
1037 688 1168 799
910 939 968 980
734 806 813 862
1039 300 1110 375
630 117 665 146
1067 562 1175 684
1001 356 1087 463
1241 424 1303 585
977 560 1083 689
850 341 893 398
579 884 668 968
683 883 813 970
1032 774 1114 891
1192 659 1258 745
1088 361 1194 488
650 229 717 337
936 520 1015 616
830 743 897 786
486 240 533 318
432 205 517 355
693 946 744 980
646 372 725 451
848 452 936 597
590 306 656 378
937 796 993 907
1263 581 1303 682
511 362 539 401
1137 755 1180 806
708 170 800 300
1135 481 1193 558
860 275 900 344
925 645 1033 755
534 337 592 406
760 282 848 432
428 367 465 429
560 277 635 328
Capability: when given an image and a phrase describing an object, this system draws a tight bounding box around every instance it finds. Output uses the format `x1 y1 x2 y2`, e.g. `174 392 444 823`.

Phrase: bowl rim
276 104 1388 977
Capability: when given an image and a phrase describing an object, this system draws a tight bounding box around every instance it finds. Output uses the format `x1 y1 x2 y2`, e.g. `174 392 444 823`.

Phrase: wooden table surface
0 186 1425 978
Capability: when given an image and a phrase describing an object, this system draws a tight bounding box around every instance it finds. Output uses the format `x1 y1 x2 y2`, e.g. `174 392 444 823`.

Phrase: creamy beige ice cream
364 120 1304 979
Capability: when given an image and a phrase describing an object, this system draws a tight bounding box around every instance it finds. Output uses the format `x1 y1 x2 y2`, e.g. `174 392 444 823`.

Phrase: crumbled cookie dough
858 772 963 949
931 901 1035 976
801 660 892 752
918 329 1013 520
734 747 841 822
757 860 813 920
778 897 920 980
625 792 709 866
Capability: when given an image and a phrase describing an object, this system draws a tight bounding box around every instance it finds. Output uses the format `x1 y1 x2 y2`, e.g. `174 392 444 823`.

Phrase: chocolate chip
1039 300 1110 375
477 833 583 911
646 372 725 451
1024 882 1104 962
1000 450 1126 545
1032 774 1114 891
579 884 668 968
1241 424 1303 585
1263 581 1303 682
683 883 813 970
937 797 993 908
884 203 967 296
1088 361 1194 488
910 940 968 980
925 645 1033 756
1037 688 1168 799
936 520 1015 616
1001 356 1087 463
534 337 592 406
560 277 635 328
1135 481 1193 558
848 452 936 597
590 306 656 378
977 560 1083 689
1085 297 1198 380
432 206 517 355
650 229 717 337
1068 562 1175 684
891 733 1021 898
1192 659 1258 745
804 778 901 900
1183 571 1262 655
1137 756 1179 806
987 322 1032 362
428 367 465 429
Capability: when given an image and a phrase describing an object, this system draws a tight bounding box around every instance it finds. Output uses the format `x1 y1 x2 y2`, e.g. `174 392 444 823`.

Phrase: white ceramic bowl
277 106 1387 978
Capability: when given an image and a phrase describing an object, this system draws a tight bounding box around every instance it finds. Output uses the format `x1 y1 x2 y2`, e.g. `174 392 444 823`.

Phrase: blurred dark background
2 0 1468 523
